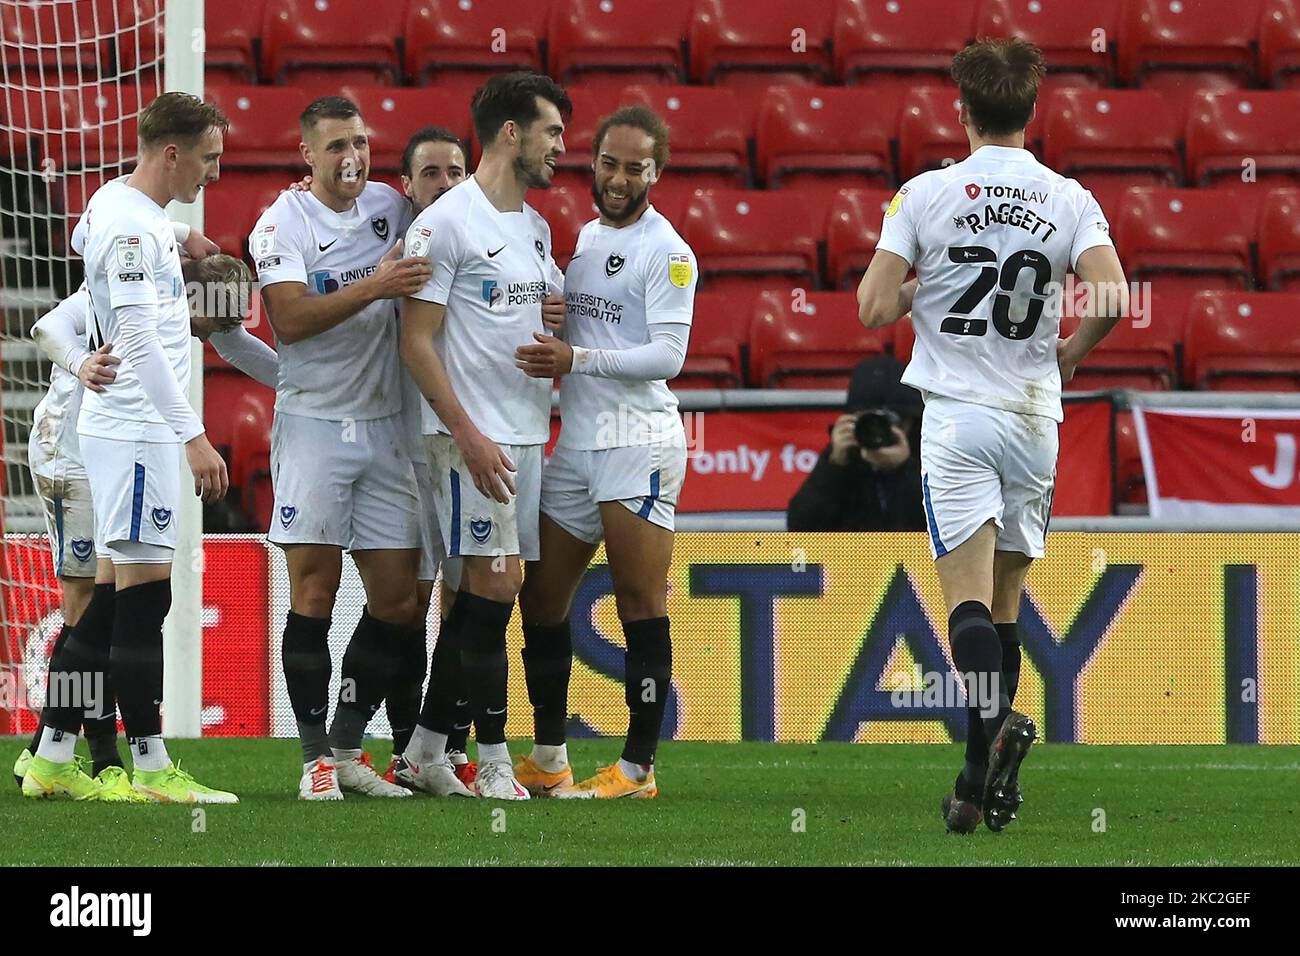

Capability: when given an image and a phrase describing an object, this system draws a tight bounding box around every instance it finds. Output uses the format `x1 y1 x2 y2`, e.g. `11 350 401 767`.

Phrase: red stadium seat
755 86 898 195
0 0 112 80
833 0 975 88
199 0 265 84
1184 291 1300 390
206 86 307 170
1261 0 1300 88
825 188 894 289
1042 89 1181 190
548 0 690 86
689 0 835 89
1120 0 1262 93
978 0 1120 88
202 171 290 260
682 190 821 293
4 81 157 169
897 86 968 178
203 368 273 459
621 85 748 189
749 290 890 388
675 291 748 388
1259 188 1300 288
262 0 404 86
528 185 597 268
1114 187 1258 295
228 386 275 528
1059 292 1182 391
405 0 547 86
550 85 632 188
1185 90 1300 189
338 86 474 173
1114 410 1145 505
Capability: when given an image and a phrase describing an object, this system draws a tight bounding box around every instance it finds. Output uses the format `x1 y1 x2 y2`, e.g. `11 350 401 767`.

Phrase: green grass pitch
3 738 1298 866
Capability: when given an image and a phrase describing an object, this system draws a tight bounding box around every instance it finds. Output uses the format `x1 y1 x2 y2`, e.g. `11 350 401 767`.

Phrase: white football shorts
426 434 542 561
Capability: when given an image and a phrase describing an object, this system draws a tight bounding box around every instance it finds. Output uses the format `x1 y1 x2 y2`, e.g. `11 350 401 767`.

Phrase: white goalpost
0 0 204 736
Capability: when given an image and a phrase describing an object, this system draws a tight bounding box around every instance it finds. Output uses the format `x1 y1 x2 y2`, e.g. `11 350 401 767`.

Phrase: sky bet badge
408 225 432 257
668 253 692 288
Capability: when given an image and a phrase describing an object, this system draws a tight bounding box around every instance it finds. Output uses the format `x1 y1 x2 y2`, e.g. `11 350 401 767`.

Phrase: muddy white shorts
426 434 542 561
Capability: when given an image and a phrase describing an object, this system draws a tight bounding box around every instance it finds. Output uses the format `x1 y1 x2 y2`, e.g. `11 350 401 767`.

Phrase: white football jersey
877 145 1113 422
29 287 90 480
405 176 564 446
76 179 194 443
251 181 411 421
558 206 697 450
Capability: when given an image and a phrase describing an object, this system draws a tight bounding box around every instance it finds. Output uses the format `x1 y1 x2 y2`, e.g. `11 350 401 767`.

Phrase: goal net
1 0 164 733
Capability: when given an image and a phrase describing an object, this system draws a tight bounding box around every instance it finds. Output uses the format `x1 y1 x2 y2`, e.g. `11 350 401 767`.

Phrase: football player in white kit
16 249 274 801
26 93 237 803
252 96 431 800
398 72 570 800
512 106 697 799
857 39 1129 833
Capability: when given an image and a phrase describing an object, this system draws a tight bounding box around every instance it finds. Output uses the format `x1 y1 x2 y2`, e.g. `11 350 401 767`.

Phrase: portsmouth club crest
534 238 545 259
70 539 94 563
371 216 389 242
280 505 298 530
151 507 173 532
469 516 493 544
604 253 626 277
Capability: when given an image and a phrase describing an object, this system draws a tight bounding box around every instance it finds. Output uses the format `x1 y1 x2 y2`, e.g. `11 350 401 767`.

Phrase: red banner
1136 407 1300 520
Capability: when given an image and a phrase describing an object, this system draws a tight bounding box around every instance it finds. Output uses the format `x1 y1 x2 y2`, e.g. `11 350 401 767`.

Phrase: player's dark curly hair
401 127 467 179
592 106 671 172
470 71 572 149
951 37 1046 137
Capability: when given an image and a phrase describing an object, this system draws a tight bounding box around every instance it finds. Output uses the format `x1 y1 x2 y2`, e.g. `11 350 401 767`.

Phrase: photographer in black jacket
787 355 927 532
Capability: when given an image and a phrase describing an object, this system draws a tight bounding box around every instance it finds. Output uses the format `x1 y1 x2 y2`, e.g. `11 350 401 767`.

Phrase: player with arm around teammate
512 106 697 799
856 38 1129 833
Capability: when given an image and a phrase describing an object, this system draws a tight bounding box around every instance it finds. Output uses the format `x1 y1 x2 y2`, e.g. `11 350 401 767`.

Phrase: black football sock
330 607 401 753
109 580 171 740
282 611 332 764
948 600 1010 750
459 593 514 746
621 617 672 767
28 623 74 752
419 593 467 737
521 619 572 747
997 622 1022 707
386 624 427 757
42 585 115 735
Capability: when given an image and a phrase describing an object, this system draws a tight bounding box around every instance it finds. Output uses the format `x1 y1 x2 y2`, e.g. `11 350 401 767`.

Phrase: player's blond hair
181 255 252 333
138 92 228 149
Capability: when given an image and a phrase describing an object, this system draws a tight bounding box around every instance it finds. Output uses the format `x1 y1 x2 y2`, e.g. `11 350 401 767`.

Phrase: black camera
854 408 902 450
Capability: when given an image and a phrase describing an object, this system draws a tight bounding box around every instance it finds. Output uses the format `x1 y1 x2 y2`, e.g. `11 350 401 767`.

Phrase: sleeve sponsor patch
668 253 693 288
884 186 909 218
115 235 142 270
257 256 282 270
407 225 433 258
252 224 276 258
116 272 145 282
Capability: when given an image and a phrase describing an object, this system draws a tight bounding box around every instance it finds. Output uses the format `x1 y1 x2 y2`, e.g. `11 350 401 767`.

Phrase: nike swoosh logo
487 245 506 258
319 239 337 252
541 781 566 793
485 706 506 715
455 700 469 707
309 705 327 716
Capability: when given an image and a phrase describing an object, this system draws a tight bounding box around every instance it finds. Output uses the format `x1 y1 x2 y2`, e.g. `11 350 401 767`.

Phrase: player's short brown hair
470 71 572 149
592 106 671 172
182 254 252 333
951 38 1046 137
138 92 228 149
299 95 361 136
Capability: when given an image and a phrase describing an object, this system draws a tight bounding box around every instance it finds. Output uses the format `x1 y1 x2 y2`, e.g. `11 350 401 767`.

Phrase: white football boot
335 752 411 798
474 759 531 801
394 753 474 797
298 756 343 801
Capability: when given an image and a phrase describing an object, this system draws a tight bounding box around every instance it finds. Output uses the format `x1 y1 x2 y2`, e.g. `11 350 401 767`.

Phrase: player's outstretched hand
182 227 221 260
184 434 230 503
457 428 517 504
77 343 121 393
515 331 573 377
541 292 566 332
367 239 433 300
1057 334 1079 384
